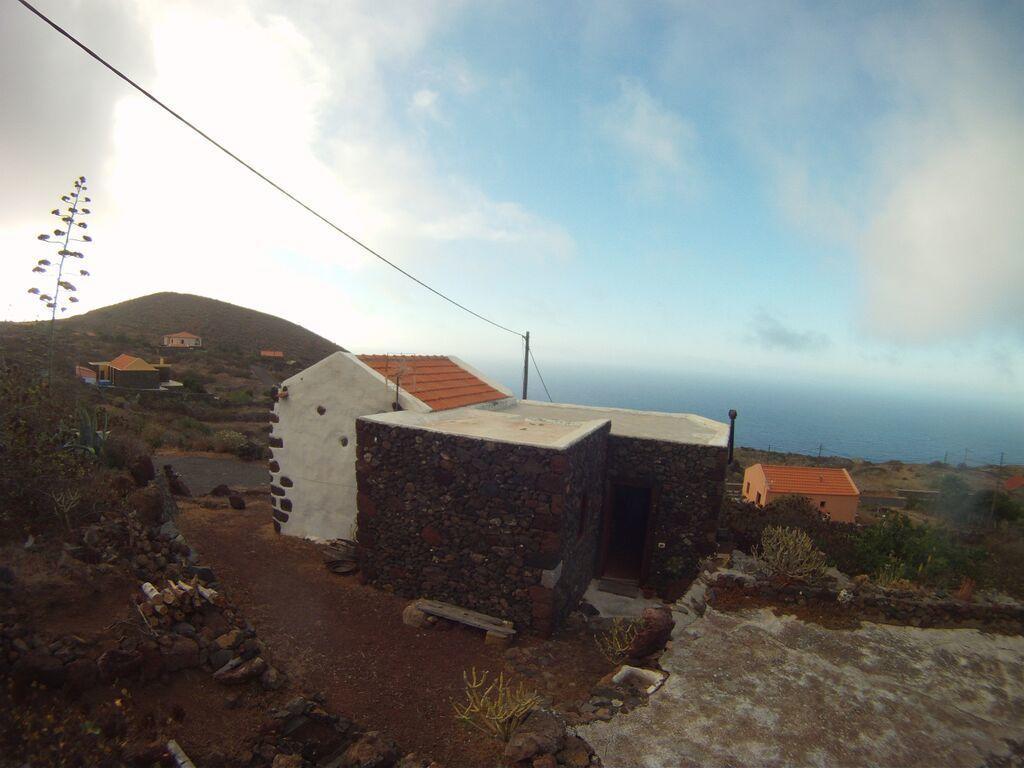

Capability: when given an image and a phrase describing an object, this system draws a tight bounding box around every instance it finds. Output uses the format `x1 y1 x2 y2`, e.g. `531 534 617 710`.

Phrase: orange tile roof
165 331 200 339
107 353 157 371
759 464 860 497
260 350 284 358
358 354 508 411
1006 475 1024 492
75 365 96 380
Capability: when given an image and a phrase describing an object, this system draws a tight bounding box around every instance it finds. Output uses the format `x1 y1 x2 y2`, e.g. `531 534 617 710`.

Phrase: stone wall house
355 409 610 634
273 351 731 635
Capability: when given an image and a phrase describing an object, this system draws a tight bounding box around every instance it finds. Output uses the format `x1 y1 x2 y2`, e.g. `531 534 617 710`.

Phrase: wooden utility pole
521 331 530 399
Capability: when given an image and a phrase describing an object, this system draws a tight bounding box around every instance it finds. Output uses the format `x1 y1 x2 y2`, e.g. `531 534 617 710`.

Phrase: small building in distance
162 331 202 348
260 349 284 359
1004 475 1024 495
85 354 174 390
742 463 860 522
75 365 97 384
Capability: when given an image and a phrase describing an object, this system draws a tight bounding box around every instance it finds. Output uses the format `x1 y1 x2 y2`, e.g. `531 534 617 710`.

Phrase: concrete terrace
359 408 609 449
494 399 730 447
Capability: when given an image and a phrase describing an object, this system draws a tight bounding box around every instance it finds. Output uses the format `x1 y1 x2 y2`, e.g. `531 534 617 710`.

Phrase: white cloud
598 77 697 194
409 88 441 121
0 0 573 350
657 2 1024 346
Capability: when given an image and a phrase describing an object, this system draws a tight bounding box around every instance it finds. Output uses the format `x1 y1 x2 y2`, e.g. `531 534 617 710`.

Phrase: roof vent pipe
727 409 738 464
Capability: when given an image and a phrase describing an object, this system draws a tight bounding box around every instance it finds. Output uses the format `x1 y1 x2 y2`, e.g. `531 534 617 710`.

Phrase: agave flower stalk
31 176 94 381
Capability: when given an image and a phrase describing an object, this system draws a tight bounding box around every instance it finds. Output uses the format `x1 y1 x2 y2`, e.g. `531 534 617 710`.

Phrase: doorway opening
601 483 653 581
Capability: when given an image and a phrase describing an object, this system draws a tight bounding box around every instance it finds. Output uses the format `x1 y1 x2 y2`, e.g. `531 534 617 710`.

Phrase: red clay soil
0 545 290 766
177 499 612 767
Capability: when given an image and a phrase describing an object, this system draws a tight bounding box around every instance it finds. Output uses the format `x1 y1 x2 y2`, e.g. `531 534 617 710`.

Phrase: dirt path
157 454 269 494
176 499 608 767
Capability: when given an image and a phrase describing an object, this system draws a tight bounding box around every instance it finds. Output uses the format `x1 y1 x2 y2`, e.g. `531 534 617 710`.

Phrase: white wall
270 352 430 541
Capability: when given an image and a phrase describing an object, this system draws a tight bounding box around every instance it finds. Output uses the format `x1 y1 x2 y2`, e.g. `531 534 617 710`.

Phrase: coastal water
485 362 1024 466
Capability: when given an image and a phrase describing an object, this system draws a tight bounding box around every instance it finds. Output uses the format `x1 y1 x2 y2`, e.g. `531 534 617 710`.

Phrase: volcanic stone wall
355 418 609 634
607 435 727 589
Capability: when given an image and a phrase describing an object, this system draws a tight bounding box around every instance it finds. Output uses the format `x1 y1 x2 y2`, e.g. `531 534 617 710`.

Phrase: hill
69 292 341 363
0 292 346 457
1 292 344 372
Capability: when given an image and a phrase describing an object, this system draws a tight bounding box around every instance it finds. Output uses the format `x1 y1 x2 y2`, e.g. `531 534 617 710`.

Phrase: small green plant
212 429 247 454
64 406 109 455
224 389 254 405
754 526 827 582
453 668 539 742
50 489 81 531
595 617 640 664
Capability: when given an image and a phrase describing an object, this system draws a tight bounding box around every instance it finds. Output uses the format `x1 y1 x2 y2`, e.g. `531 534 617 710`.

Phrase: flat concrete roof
360 408 609 449
492 400 729 447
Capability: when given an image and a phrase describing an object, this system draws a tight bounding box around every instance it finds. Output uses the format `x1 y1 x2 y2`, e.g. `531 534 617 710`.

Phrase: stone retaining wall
606 436 727 590
711 573 1024 634
355 418 609 634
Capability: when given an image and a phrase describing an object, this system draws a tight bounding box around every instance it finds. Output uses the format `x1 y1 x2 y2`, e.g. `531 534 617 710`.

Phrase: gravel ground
176 498 611 768
158 455 269 494
580 606 1024 768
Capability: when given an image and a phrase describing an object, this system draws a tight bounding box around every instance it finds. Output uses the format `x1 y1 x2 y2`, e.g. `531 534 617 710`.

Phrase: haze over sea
486 362 1024 466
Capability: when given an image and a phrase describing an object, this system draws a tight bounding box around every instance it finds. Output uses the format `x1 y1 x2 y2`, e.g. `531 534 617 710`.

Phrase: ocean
484 362 1024 466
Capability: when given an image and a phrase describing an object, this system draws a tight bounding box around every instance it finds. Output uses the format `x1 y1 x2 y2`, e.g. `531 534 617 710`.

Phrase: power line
15 0 524 340
529 348 553 402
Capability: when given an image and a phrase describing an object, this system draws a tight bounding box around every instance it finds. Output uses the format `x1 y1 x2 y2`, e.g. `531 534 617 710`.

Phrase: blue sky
1 0 1022 403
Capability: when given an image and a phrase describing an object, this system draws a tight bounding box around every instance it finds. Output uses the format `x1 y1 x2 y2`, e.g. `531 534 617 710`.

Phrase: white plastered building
268 351 514 540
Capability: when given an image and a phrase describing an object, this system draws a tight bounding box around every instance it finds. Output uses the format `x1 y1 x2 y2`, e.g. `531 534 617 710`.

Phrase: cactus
595 617 640 664
754 525 827 582
452 668 539 742
64 405 109 456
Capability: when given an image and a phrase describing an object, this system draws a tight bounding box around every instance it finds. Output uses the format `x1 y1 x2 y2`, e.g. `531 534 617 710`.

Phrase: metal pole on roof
522 331 530 400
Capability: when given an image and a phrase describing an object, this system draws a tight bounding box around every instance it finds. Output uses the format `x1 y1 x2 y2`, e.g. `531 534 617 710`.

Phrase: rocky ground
580 575 1024 768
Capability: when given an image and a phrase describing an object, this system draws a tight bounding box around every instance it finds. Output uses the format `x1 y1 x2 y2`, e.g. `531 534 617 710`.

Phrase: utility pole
818 443 823 458
521 331 530 400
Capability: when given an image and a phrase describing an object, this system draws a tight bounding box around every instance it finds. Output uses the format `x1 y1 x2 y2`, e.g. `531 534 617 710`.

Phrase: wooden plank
414 599 515 636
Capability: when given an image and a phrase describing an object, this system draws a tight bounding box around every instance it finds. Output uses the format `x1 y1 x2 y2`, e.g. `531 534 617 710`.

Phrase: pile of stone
504 709 600 768
1 608 101 696
132 579 285 691
63 485 198 583
249 694 446 768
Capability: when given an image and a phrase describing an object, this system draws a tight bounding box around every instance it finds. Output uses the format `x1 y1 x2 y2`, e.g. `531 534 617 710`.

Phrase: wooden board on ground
414 598 516 638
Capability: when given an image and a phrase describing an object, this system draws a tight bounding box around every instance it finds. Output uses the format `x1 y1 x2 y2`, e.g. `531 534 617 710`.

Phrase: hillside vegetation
0 292 345 457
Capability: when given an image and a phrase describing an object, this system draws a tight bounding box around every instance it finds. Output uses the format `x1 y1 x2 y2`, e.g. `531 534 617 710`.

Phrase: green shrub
754 526 827 582
852 512 983 588
721 496 859 572
0 364 89 537
212 429 247 454
172 415 212 435
224 389 254 405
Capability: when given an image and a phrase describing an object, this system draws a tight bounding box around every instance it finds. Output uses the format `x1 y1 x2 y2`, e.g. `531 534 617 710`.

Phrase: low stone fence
709 572 1024 635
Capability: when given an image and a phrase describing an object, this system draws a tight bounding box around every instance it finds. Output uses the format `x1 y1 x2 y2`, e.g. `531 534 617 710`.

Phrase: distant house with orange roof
742 463 860 523
85 354 172 389
162 331 202 348
260 349 284 359
1005 475 1024 494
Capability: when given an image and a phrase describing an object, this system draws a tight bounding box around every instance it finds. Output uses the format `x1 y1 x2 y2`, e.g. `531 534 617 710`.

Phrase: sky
1 0 1022 405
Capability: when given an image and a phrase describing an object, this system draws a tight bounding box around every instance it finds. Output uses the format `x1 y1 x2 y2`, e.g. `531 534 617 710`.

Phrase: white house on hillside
268 352 513 540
